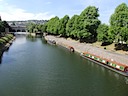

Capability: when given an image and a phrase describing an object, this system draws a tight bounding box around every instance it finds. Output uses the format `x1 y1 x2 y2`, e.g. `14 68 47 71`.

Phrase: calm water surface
0 35 128 96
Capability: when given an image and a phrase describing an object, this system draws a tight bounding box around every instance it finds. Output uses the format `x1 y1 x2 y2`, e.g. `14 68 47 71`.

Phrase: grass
92 42 128 55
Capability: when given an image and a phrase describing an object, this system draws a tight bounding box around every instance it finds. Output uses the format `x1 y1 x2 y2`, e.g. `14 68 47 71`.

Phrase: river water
0 35 128 96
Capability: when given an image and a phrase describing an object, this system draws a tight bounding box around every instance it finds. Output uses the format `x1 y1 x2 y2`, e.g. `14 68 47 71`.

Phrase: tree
66 15 79 38
77 30 91 42
107 26 117 44
0 21 11 36
37 24 43 32
110 3 128 44
41 23 47 32
78 6 101 42
58 15 69 36
97 24 109 43
45 6 101 42
27 23 36 33
0 21 4 32
46 16 60 35
52 17 60 35
0 21 10 32
120 27 128 43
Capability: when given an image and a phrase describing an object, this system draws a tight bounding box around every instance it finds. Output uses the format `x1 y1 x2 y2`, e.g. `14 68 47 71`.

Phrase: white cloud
0 1 55 21
45 1 52 5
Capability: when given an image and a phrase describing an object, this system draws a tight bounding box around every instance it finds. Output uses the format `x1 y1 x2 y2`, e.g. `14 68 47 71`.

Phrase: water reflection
26 34 37 42
125 77 128 84
0 51 4 64
41 38 47 44
114 73 120 80
0 36 128 96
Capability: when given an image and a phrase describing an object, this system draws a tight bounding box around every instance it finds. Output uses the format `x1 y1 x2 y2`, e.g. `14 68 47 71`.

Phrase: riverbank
0 34 16 52
44 35 128 66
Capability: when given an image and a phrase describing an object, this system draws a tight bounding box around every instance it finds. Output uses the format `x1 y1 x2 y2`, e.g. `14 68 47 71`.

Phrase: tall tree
58 15 69 36
66 15 80 38
97 24 109 43
78 6 101 42
46 16 59 35
110 3 128 44
52 17 60 35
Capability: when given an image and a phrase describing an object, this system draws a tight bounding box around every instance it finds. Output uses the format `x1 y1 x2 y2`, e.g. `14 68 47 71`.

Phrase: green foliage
110 3 128 27
6 34 13 40
66 15 80 38
78 6 100 42
110 3 128 44
58 15 69 36
107 27 116 43
41 23 47 32
1 34 14 45
0 38 6 44
0 21 11 35
27 22 49 33
97 24 109 43
46 16 60 35
52 16 60 35
27 23 35 33
126 40 128 44
77 30 91 40
1 37 9 43
6 34 13 37
33 28 38 33
45 6 100 42
44 3 128 48
120 27 128 42
0 21 4 32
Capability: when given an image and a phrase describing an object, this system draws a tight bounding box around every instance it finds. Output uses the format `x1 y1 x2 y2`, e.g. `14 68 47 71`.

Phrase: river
0 35 128 96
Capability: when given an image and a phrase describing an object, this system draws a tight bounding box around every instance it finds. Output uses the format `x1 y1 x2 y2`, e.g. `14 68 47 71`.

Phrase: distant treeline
27 3 128 46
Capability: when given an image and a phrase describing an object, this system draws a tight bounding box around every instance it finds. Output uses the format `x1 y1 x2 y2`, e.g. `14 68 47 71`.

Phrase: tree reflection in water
0 51 3 64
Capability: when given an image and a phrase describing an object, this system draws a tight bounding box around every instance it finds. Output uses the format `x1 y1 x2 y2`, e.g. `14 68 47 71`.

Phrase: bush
1 37 9 43
6 34 13 40
0 38 6 44
0 34 14 45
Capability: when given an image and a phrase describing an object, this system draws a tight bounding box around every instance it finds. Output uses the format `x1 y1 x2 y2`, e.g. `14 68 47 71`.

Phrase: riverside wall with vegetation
0 34 15 52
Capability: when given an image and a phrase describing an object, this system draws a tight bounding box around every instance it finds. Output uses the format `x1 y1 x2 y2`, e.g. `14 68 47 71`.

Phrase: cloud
45 1 52 5
0 1 55 21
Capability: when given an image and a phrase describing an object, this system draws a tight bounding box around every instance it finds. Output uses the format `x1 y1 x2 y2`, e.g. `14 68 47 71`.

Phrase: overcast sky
0 0 128 24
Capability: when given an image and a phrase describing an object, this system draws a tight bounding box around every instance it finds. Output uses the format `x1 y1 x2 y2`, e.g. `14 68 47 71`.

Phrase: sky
0 0 128 24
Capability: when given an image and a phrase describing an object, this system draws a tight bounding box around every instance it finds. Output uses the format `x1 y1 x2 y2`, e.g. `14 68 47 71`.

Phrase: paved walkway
45 35 128 66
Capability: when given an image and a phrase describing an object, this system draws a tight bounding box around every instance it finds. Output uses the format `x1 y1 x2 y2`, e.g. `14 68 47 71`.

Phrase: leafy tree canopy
58 15 69 36
110 3 128 44
97 24 109 43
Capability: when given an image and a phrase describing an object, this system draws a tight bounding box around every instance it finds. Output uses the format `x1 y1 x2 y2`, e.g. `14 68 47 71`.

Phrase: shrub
6 34 13 40
1 37 9 43
0 38 6 44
